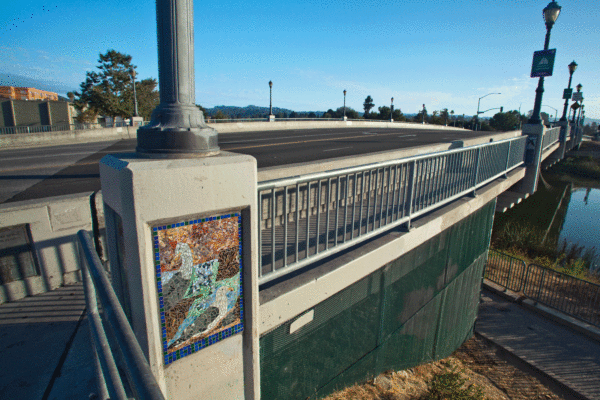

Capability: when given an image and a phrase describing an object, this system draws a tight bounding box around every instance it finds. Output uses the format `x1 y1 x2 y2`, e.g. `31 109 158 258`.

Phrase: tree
123 78 159 120
377 106 391 121
363 96 375 117
73 50 158 125
441 108 449 125
450 110 455 126
392 109 406 122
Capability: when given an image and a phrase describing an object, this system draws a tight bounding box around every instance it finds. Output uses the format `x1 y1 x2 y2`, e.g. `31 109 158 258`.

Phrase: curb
481 280 600 343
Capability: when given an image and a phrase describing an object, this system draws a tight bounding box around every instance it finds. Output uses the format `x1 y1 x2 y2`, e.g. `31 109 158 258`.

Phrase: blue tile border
152 212 244 366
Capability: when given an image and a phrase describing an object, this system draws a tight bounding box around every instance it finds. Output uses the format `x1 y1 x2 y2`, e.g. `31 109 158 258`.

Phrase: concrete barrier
1 120 472 150
0 126 138 149
0 192 95 304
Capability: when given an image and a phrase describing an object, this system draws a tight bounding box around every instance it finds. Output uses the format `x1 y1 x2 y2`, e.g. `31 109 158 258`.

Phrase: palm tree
450 110 455 126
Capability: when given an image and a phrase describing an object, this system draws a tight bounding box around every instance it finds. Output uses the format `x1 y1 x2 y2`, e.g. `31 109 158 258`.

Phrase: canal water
494 179 600 272
557 187 600 271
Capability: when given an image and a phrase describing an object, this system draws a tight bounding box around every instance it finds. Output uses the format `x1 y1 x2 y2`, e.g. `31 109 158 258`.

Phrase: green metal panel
260 201 495 400
260 271 383 400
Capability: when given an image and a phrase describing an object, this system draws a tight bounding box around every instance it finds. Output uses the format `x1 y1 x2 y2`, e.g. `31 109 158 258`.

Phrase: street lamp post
343 90 347 120
542 105 558 124
476 92 501 131
559 61 577 121
269 80 273 118
571 83 582 124
136 0 219 155
422 104 426 124
130 68 139 118
390 97 394 122
528 1 562 125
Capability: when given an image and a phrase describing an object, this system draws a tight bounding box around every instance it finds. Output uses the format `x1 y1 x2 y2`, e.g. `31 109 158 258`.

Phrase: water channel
493 173 600 272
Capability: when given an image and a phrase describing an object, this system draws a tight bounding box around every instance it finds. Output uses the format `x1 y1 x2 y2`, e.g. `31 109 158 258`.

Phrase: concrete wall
0 192 94 304
1 120 481 150
0 99 71 128
0 101 14 127
0 125 138 149
12 100 47 126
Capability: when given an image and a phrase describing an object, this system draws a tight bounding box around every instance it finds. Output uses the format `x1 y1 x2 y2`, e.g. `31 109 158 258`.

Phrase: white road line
323 146 352 152
219 131 361 144
398 134 416 137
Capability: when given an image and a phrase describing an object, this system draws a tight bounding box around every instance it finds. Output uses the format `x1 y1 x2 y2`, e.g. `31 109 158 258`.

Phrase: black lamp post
390 97 394 122
422 104 426 124
528 1 562 125
559 61 577 121
343 89 347 119
571 83 582 124
269 80 273 116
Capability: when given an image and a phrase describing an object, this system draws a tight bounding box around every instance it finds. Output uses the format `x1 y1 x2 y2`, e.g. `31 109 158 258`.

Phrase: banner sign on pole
530 49 556 77
563 88 573 100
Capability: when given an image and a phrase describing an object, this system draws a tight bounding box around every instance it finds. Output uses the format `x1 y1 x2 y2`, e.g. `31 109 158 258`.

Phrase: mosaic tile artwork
152 213 243 366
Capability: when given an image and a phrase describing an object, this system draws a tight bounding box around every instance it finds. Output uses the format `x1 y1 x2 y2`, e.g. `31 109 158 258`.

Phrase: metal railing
78 230 165 400
542 126 561 151
485 249 600 328
257 136 526 284
0 121 149 135
485 249 527 292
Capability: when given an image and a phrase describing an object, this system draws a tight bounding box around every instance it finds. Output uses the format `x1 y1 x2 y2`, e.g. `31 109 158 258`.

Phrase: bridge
0 117 584 399
0 0 589 399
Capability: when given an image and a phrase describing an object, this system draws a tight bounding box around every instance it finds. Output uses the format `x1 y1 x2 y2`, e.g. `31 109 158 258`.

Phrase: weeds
419 367 485 400
491 221 600 284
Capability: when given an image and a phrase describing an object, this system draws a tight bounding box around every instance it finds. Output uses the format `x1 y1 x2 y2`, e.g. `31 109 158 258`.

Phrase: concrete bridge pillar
556 119 570 160
99 0 260 399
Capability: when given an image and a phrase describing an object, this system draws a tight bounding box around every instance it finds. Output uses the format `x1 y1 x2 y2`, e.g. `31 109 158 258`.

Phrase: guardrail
257 136 526 284
485 249 600 328
78 230 165 400
542 126 561 151
0 122 149 135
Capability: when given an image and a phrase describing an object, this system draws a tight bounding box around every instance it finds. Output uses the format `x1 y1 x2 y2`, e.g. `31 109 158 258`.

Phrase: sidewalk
0 283 95 400
477 288 600 400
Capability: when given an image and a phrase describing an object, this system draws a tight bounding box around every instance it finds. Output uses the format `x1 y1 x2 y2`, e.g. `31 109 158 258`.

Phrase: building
0 86 59 102
0 99 75 128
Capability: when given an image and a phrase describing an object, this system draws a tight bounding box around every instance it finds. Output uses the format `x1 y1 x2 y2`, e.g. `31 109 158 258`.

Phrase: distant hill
204 105 324 118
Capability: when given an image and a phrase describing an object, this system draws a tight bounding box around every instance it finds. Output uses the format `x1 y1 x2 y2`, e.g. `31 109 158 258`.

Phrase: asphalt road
0 127 499 203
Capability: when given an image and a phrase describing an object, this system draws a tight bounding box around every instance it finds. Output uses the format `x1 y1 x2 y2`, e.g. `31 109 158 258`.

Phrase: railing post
471 147 481 196
503 140 512 178
403 160 416 231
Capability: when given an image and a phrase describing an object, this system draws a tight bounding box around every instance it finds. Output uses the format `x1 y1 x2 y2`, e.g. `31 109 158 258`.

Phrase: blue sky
1 0 598 119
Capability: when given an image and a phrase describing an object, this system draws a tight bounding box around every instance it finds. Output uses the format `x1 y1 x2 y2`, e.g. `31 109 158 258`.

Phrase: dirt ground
323 335 566 400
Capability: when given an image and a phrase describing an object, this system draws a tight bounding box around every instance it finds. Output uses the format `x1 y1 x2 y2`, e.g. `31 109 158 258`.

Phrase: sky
1 0 599 119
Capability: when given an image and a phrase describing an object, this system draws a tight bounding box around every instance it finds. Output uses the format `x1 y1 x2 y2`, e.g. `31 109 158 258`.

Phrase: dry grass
323 336 566 400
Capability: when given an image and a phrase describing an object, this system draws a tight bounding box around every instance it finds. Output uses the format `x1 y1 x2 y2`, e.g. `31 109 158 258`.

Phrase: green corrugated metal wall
260 200 495 400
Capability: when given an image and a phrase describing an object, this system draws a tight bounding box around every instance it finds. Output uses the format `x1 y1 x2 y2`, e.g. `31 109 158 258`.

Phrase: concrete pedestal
99 152 259 400
130 116 144 127
556 120 570 160
513 124 545 195
268 115 275 122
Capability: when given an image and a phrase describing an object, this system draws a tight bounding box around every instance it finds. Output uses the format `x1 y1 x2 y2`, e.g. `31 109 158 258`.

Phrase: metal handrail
542 126 561 151
257 136 526 284
78 230 165 400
